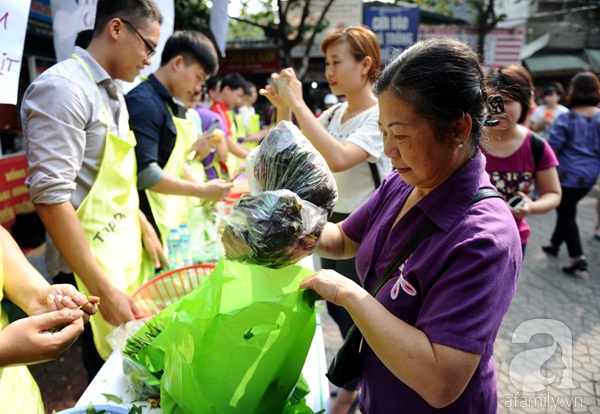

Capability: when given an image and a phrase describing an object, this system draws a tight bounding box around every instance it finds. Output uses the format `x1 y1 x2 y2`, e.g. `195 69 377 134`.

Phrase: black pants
54 272 105 384
550 186 591 258
320 212 361 391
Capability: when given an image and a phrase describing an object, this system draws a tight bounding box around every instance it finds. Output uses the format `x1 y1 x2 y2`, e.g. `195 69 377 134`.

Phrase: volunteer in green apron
127 30 232 255
22 4 164 382
145 105 196 246
73 55 155 359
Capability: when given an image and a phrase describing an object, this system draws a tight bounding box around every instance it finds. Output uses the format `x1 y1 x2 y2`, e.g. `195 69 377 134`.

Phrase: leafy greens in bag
248 121 338 217
220 190 327 268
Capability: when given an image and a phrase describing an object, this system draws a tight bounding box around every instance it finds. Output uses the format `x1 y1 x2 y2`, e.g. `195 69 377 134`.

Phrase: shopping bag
123 259 318 413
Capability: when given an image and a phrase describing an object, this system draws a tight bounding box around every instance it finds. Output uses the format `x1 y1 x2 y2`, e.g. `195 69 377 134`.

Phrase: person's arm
301 271 481 408
149 165 233 201
0 227 95 367
138 209 168 269
225 134 251 159
511 167 562 219
316 222 360 260
262 69 370 172
35 202 141 326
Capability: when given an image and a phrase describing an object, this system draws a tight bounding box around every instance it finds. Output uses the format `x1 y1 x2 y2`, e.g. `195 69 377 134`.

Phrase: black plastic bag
220 190 327 268
247 121 338 218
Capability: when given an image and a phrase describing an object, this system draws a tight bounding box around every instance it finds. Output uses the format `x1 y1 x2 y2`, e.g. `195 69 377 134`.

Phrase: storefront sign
219 49 280 74
290 0 363 58
0 0 32 105
419 26 525 69
0 154 34 230
364 5 420 63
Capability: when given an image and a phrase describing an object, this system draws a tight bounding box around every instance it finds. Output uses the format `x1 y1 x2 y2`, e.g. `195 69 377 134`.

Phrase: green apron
72 55 154 359
0 243 45 413
226 110 253 176
145 105 196 248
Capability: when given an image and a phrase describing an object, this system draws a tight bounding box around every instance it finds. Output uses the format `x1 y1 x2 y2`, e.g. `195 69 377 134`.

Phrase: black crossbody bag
326 188 502 387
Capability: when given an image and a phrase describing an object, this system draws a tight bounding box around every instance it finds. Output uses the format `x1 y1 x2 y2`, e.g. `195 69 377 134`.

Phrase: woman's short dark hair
94 0 162 35
567 71 600 107
160 31 219 77
542 81 564 97
487 65 533 124
374 38 488 149
321 25 381 83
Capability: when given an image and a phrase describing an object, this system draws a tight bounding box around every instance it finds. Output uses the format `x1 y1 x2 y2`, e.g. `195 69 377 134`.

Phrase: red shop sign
0 154 34 230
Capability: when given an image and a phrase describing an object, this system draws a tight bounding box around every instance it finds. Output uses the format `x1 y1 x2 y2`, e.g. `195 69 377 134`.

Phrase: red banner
0 154 34 230
219 49 281 74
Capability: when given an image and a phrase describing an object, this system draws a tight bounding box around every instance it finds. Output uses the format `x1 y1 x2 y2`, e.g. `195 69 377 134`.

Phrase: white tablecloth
76 256 331 413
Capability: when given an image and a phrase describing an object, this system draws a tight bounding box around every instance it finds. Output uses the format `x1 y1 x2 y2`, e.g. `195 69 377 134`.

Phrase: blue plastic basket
56 405 130 414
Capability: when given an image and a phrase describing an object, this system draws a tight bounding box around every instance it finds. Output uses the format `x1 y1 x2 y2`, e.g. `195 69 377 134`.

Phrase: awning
524 54 590 75
584 49 600 73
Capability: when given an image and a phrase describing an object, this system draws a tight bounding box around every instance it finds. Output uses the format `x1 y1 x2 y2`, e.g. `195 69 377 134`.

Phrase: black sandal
562 259 588 274
541 244 559 256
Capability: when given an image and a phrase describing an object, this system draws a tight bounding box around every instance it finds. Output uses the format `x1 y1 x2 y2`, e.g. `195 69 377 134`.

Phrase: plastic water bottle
166 228 183 269
179 223 193 266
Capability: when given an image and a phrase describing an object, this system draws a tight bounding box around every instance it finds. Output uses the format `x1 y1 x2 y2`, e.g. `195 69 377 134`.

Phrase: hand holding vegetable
0 308 85 367
32 283 99 324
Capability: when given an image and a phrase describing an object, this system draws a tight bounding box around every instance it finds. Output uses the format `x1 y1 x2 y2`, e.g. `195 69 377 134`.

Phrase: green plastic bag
124 260 318 414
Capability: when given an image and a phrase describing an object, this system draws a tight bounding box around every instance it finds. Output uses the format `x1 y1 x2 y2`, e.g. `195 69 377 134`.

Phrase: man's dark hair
94 0 163 35
75 29 94 49
542 82 564 97
206 76 221 92
160 31 219 76
220 73 248 94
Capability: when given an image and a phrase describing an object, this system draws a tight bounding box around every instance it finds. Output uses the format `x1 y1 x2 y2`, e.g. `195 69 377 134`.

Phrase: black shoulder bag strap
529 131 545 177
326 104 381 189
325 187 503 387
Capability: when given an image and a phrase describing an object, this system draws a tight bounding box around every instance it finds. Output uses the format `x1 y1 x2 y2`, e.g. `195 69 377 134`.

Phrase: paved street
28 186 599 413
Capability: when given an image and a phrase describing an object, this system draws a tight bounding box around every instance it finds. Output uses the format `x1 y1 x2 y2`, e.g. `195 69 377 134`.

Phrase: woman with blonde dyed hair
261 25 391 413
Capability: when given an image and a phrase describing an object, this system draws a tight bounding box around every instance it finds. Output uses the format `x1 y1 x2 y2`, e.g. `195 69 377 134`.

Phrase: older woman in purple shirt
301 38 522 413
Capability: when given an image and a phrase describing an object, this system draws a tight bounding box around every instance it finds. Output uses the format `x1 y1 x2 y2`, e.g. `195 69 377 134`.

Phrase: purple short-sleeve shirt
342 150 521 413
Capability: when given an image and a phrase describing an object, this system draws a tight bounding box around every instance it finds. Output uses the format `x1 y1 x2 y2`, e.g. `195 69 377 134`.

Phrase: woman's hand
259 73 291 110
510 191 533 219
32 284 99 324
300 268 366 307
0 309 84 367
276 68 305 109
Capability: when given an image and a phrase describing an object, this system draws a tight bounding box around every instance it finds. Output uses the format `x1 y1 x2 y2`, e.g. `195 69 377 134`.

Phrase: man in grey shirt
21 0 164 381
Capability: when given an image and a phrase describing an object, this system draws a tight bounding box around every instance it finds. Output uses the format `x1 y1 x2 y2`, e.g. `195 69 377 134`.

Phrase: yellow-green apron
145 105 196 248
226 110 253 176
72 55 154 359
0 243 45 413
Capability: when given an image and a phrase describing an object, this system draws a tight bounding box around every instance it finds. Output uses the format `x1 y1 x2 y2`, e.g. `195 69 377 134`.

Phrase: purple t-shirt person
342 150 521 413
195 103 225 180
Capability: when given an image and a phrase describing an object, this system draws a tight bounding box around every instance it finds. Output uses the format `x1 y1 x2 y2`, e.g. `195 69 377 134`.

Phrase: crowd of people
3 0 599 412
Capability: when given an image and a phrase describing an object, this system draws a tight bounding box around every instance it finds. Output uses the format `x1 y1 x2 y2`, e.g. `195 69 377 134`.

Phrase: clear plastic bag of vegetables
246 121 338 218
220 190 327 268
